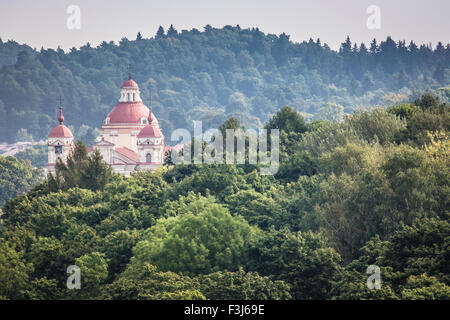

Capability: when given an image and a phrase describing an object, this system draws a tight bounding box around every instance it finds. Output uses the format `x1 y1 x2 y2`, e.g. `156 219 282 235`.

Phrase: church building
46 76 174 176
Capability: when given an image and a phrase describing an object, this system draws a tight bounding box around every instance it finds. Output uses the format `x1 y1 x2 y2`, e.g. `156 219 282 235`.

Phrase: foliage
124 195 260 275
47 140 113 192
1 28 449 143
0 155 43 207
14 144 48 167
198 268 291 300
0 97 448 300
245 228 342 299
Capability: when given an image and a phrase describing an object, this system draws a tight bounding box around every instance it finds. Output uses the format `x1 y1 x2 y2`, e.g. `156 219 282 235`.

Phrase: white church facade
46 76 177 176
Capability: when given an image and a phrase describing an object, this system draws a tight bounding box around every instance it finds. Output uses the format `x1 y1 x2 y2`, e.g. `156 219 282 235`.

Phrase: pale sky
0 0 448 51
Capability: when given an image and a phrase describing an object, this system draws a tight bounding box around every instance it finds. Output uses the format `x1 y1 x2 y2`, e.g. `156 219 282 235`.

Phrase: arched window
132 93 136 101
127 93 131 101
146 153 152 163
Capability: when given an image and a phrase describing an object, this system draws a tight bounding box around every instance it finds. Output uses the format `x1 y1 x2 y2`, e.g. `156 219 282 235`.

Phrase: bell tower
47 100 74 170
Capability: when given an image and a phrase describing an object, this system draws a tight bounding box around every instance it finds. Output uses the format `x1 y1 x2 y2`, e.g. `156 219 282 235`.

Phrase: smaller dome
138 124 162 138
49 107 73 138
49 124 73 138
122 78 138 88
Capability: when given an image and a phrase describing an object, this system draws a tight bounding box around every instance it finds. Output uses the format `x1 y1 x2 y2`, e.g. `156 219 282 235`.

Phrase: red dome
107 102 150 124
122 78 138 88
48 124 73 138
138 124 162 138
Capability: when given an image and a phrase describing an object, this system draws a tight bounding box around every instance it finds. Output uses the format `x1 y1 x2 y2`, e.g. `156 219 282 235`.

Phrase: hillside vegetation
0 94 448 300
0 25 449 143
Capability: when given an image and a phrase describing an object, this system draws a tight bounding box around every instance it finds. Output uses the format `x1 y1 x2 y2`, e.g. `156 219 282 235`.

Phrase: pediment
48 139 65 146
93 139 115 146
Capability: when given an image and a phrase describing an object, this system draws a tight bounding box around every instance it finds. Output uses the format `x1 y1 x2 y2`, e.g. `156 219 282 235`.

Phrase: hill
0 25 449 143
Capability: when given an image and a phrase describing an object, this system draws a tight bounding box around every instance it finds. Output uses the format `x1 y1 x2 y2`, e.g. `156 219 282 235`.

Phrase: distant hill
0 25 449 143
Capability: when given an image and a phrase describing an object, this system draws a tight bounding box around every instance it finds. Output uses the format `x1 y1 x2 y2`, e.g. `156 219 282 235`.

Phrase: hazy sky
0 0 448 51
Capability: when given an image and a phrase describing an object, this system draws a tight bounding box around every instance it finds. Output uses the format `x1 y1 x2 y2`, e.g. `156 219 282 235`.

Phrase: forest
0 93 448 300
0 25 450 144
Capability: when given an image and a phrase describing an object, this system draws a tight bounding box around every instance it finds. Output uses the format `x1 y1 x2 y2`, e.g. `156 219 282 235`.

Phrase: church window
146 153 152 162
55 146 62 154
133 93 136 101
127 93 130 101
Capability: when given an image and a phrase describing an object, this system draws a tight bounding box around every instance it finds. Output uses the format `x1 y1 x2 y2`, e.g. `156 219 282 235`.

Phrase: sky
0 0 449 51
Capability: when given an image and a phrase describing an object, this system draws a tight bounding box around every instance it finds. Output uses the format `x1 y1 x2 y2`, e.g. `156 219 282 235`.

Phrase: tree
198 268 291 300
155 26 165 39
414 93 439 110
0 242 32 299
388 103 420 120
15 144 48 167
265 106 307 134
48 140 112 192
76 125 99 146
167 24 178 37
74 252 108 299
271 33 290 66
315 103 344 122
0 155 43 207
245 228 342 299
401 274 450 300
345 108 406 145
333 218 450 299
103 264 203 300
99 229 142 279
15 128 33 142
123 195 261 275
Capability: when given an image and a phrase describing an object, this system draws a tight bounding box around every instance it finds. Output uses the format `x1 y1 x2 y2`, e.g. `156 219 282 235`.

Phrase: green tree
198 268 291 300
103 264 203 300
0 242 33 299
48 140 112 192
0 155 43 207
315 103 344 122
15 144 48 167
155 26 165 39
265 106 307 134
167 24 178 37
124 195 260 275
245 228 342 299
74 252 108 299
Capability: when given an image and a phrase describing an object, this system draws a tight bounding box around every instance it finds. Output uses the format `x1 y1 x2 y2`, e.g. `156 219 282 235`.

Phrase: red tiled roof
48 124 73 138
115 146 139 163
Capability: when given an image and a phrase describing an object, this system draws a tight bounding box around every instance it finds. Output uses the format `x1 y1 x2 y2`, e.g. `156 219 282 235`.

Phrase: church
46 76 176 176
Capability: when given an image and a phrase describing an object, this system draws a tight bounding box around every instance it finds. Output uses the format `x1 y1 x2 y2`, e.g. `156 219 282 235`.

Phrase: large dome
106 101 150 124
